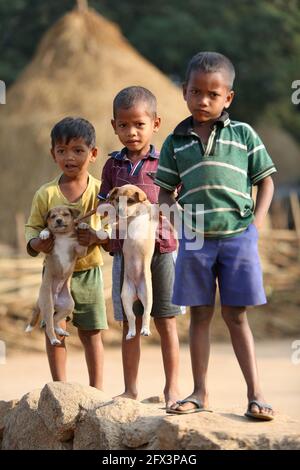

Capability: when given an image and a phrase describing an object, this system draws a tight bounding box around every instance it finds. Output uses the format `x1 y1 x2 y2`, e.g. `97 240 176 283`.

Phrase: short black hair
51 117 96 148
185 52 235 89
113 86 157 119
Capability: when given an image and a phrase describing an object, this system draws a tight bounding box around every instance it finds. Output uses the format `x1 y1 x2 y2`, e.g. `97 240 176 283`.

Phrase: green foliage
0 0 300 141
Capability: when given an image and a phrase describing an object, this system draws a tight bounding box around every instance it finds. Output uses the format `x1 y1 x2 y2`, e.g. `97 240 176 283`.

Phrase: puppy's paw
141 327 151 337
25 324 33 333
126 331 136 340
96 229 108 240
50 338 61 346
78 222 89 230
55 327 69 337
40 229 50 240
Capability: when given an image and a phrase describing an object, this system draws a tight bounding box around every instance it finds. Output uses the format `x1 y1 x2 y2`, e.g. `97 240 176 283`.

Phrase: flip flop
166 398 212 415
245 400 274 421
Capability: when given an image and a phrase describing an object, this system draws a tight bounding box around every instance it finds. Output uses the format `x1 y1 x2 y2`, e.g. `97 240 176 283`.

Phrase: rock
0 305 8 317
141 395 165 405
74 397 163 450
38 382 110 441
0 399 19 435
2 385 300 450
2 389 68 450
122 415 163 449
157 409 300 450
0 399 19 445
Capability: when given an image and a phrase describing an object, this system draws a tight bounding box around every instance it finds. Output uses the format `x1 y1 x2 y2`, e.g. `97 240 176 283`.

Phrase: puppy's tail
25 304 40 333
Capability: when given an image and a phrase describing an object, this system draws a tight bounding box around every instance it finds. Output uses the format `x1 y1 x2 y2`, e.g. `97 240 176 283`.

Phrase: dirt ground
1 340 299 422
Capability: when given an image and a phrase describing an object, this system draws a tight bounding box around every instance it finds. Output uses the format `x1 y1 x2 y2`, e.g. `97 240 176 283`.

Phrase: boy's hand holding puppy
77 225 110 246
30 221 96 252
75 209 111 249
29 233 54 254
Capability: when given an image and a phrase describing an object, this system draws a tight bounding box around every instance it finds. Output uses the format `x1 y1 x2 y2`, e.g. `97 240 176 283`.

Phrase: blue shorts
173 224 266 307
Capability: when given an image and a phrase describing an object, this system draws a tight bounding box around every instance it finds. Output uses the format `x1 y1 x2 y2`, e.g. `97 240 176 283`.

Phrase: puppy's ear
108 187 119 201
43 210 52 226
69 208 81 220
135 190 147 203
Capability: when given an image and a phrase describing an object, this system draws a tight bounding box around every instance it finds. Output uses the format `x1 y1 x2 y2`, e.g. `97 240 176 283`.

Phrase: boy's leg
222 306 274 418
45 319 67 381
170 306 214 412
154 316 180 408
150 252 182 408
71 267 108 390
77 328 104 390
115 316 142 399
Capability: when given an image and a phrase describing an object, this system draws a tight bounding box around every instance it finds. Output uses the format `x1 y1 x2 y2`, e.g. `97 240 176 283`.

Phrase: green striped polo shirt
155 112 277 238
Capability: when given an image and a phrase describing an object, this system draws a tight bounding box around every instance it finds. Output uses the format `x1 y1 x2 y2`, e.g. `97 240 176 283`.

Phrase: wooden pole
289 191 300 240
15 212 26 255
289 191 300 260
76 0 88 11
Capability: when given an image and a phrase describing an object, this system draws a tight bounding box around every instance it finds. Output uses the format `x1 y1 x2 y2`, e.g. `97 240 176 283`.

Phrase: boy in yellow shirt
25 116 109 389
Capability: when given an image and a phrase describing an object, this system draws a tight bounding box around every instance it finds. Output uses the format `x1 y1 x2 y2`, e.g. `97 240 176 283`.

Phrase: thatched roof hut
256 123 300 188
0 7 187 245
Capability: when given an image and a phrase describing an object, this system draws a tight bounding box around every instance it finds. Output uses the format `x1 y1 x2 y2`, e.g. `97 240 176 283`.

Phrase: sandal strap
248 400 273 411
177 397 202 409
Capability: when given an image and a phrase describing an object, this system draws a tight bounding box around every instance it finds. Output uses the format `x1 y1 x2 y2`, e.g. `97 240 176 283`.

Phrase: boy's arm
155 135 182 231
25 190 54 256
253 176 274 229
98 158 114 201
78 158 114 249
158 187 181 231
77 195 111 249
77 221 110 248
246 126 276 229
29 236 54 255
158 186 176 209
77 157 115 248
76 197 111 249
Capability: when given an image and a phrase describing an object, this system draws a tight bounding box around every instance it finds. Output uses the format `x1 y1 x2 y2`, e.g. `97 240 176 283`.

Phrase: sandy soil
1 340 299 421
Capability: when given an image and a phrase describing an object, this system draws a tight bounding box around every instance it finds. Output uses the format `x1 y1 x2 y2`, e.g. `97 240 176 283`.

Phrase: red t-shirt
98 145 177 254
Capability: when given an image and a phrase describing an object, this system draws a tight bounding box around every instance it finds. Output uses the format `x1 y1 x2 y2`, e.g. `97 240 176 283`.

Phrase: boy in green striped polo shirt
156 52 276 420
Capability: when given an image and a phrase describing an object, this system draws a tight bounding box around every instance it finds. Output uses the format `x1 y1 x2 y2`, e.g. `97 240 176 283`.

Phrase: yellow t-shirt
25 173 103 271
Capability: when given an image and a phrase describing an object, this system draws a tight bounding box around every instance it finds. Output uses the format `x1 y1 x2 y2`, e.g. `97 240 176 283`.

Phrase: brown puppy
107 184 159 340
25 206 89 345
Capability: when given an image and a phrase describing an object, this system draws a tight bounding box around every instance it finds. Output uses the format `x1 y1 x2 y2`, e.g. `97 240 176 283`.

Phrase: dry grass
0 7 187 245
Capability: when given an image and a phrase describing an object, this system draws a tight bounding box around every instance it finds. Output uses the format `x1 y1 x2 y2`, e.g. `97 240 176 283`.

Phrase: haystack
256 123 300 186
0 7 187 245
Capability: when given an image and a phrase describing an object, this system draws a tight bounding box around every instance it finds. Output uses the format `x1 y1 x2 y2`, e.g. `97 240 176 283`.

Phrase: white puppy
107 184 159 340
26 205 89 346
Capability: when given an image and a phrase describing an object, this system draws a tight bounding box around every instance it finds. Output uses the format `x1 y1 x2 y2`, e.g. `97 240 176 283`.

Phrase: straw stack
0 7 187 245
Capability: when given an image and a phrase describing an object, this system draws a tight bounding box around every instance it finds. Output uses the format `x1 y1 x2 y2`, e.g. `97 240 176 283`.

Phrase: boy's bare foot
113 391 138 400
168 392 209 413
164 388 180 410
